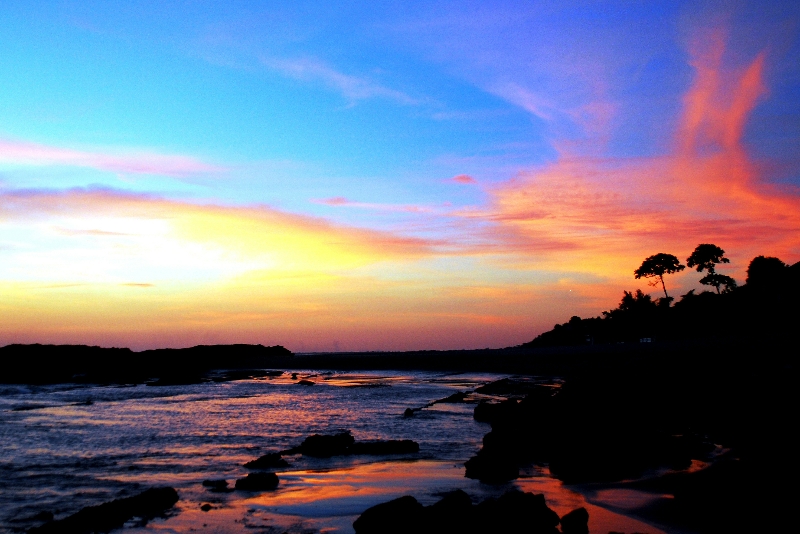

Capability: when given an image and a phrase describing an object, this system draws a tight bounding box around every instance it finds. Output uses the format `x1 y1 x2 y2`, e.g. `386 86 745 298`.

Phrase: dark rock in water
353 495 424 534
201 479 230 492
428 489 472 513
474 377 548 396
286 431 356 457
27 487 178 534
473 398 520 424
433 391 468 404
234 472 279 491
559 507 589 534
291 373 298 380
353 489 561 534
284 431 419 458
200 503 212 512
403 408 415 417
297 379 315 386
464 451 520 482
243 452 289 469
425 489 473 532
475 490 560 533
349 440 419 455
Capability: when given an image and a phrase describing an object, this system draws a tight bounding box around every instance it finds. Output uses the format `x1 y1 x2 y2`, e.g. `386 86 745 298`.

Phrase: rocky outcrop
283 431 419 458
465 378 710 484
28 487 178 534
353 489 571 534
559 507 589 534
234 472 279 491
243 452 289 469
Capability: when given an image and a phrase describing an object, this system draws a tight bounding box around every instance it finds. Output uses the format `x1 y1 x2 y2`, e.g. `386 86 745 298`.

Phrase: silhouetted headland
0 344 292 385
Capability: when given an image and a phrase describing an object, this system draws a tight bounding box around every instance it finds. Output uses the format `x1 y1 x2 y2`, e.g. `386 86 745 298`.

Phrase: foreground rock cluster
463 378 710 484
204 431 421 496
353 489 588 534
28 487 178 534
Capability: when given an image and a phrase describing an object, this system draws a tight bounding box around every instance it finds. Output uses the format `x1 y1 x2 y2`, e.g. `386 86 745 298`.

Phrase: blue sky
1 1 799 350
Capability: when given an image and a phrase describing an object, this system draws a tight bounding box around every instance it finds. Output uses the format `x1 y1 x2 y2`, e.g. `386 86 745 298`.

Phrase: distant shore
0 337 771 385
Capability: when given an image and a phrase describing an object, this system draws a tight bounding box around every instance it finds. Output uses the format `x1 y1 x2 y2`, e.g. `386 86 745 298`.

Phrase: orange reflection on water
137 459 675 534
516 473 670 534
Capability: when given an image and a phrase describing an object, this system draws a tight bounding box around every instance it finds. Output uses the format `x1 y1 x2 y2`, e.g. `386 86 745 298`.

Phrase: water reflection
1 371 672 534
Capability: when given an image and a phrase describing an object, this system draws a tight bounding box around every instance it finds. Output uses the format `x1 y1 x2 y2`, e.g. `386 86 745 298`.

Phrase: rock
403 408 415 417
560 507 589 534
28 487 179 534
464 451 520 482
353 495 424 534
201 479 229 491
425 489 473 531
200 503 212 512
291 373 298 379
284 431 419 458
243 452 289 469
349 440 420 455
473 398 520 424
354 489 561 534
297 379 315 386
476 490 560 533
234 472 279 491
433 391 468 404
428 489 472 513
286 431 356 457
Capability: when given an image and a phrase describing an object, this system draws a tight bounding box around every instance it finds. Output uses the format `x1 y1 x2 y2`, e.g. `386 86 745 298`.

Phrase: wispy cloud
449 174 477 184
0 188 436 285
262 56 419 105
312 196 435 213
0 139 225 177
463 30 800 283
488 81 554 121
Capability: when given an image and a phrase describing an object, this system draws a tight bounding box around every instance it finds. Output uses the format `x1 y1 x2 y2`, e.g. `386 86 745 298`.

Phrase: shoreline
3 340 796 532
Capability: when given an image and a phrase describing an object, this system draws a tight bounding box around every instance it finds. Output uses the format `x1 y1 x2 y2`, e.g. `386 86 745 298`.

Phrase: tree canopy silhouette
634 253 685 299
687 244 736 293
746 256 788 289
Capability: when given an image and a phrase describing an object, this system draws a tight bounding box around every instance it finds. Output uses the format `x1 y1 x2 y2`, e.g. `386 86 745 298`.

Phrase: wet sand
133 460 669 534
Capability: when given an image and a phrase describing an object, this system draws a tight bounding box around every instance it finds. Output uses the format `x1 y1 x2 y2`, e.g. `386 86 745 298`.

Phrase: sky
1 1 799 352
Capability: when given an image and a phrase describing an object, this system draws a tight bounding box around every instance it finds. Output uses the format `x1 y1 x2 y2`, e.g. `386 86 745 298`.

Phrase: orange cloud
474 31 799 288
450 174 477 184
0 189 434 287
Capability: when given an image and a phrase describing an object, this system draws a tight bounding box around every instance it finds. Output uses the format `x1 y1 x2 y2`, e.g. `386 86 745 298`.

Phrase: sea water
0 371 669 533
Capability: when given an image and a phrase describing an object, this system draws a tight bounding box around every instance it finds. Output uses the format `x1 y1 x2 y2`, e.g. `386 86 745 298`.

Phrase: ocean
0 370 668 533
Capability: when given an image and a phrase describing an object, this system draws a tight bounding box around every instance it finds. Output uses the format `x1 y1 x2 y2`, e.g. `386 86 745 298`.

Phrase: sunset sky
1 1 799 351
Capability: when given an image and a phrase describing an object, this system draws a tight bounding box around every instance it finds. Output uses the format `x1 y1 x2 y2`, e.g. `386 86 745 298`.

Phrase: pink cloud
0 139 225 177
450 174 477 184
468 30 800 281
312 196 434 213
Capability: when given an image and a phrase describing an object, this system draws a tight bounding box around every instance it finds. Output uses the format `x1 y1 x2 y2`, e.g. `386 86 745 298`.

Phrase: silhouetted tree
602 289 656 318
634 253 685 299
746 256 787 289
687 244 735 294
699 273 737 293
